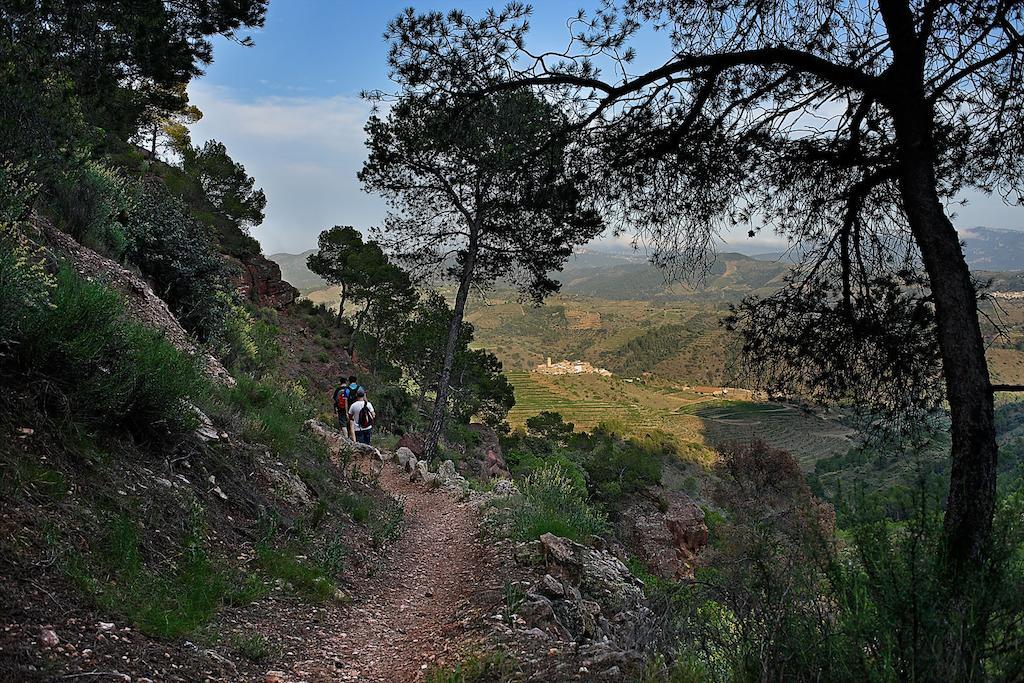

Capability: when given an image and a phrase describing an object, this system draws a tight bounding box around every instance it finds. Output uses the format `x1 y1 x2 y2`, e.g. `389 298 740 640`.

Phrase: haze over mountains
271 226 1024 296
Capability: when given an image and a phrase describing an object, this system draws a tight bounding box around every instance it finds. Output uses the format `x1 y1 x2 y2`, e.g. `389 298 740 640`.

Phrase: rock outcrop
304 419 385 474
229 253 298 309
618 490 708 580
514 533 650 650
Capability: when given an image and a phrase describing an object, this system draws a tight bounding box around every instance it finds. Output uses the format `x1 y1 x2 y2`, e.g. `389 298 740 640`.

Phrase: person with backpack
348 388 375 445
332 377 350 432
332 375 362 439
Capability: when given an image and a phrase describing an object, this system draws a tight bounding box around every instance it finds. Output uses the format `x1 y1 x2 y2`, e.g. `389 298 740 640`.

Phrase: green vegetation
59 512 240 639
1 250 203 435
425 652 516 683
254 545 338 603
230 632 281 664
213 374 316 454
490 464 608 542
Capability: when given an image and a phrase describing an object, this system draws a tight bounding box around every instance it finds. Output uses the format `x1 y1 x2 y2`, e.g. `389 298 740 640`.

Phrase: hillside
268 249 326 294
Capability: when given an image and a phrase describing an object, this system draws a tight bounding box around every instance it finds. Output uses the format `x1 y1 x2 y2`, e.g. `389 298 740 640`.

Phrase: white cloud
187 83 384 254
185 82 1021 258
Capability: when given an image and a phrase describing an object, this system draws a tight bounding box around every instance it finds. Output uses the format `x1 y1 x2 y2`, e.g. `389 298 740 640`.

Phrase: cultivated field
505 371 855 469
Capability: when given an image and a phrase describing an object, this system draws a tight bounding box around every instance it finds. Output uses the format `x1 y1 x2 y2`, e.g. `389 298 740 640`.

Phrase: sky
188 1 1024 256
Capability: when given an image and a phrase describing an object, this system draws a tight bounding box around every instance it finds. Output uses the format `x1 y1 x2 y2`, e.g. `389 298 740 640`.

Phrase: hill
268 248 326 294
959 226 1024 271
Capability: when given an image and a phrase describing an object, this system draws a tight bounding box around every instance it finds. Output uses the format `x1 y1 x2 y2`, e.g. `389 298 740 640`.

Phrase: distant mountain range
270 226 1024 295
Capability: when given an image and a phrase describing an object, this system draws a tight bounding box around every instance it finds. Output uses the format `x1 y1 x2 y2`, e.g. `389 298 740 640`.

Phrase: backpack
334 387 348 411
357 402 375 429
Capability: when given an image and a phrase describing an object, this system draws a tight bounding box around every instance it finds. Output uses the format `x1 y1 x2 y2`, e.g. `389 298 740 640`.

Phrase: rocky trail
284 456 502 683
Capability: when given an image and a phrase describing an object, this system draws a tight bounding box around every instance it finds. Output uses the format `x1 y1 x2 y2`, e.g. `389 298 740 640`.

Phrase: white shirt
348 399 375 431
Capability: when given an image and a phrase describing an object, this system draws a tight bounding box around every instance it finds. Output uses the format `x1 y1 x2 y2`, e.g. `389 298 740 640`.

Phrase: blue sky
189 1 1024 255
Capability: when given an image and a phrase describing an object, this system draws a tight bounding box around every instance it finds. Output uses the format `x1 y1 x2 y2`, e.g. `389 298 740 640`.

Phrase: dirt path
298 462 501 682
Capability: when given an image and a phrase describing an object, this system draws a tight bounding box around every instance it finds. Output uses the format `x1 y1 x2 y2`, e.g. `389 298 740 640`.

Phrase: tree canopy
360 87 603 459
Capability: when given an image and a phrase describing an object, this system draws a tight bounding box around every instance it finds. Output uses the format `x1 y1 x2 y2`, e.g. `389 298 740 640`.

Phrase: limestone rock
519 596 555 624
304 419 384 467
540 573 565 598
410 459 429 483
395 447 414 467
535 533 649 646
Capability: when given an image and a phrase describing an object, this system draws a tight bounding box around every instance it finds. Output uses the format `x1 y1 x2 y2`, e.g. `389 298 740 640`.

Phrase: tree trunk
889 86 997 576
337 284 347 326
902 166 997 571
348 301 370 355
891 84 997 675
423 237 478 461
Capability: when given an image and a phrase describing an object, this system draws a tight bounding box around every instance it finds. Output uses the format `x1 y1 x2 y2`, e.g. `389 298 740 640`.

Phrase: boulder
396 433 426 458
436 459 468 488
519 596 556 625
304 419 384 467
395 447 414 468
410 459 429 483
539 573 565 598
405 455 418 474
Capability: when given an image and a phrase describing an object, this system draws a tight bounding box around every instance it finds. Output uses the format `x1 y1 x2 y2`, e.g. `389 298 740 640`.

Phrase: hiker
342 375 362 439
332 377 350 432
348 388 376 445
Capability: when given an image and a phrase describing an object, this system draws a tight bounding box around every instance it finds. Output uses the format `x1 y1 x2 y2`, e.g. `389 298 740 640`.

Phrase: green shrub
214 375 313 453
9 264 203 433
0 224 54 345
492 464 607 542
373 384 420 434
425 652 516 683
658 443 1024 682
255 545 337 602
230 632 281 664
219 301 280 374
48 162 132 259
123 178 233 341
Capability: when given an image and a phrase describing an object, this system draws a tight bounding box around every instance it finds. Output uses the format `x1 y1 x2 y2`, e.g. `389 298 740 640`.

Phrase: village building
534 357 612 377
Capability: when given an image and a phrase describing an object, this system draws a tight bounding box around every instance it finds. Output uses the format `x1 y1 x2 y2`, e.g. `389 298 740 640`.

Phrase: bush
123 178 233 342
47 162 133 259
0 224 54 345
211 374 315 455
61 513 232 638
491 464 607 542
218 301 280 374
654 442 1024 682
6 262 203 434
372 384 419 434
